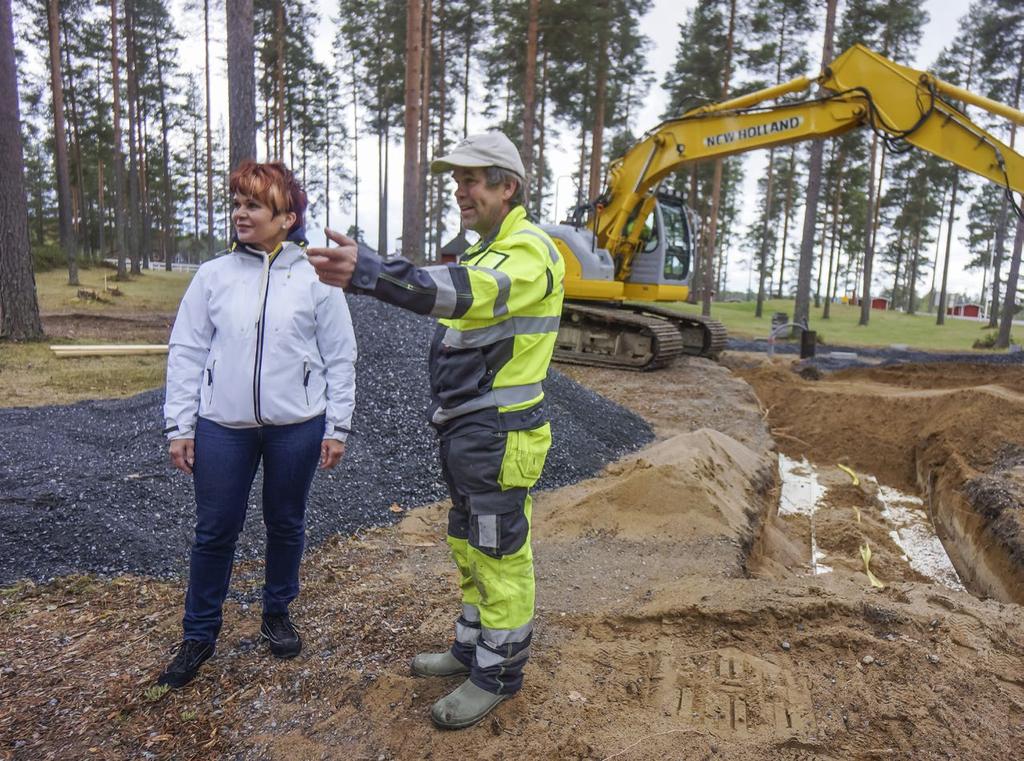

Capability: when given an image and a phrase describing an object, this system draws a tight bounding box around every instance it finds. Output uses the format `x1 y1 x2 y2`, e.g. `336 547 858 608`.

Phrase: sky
186 0 991 300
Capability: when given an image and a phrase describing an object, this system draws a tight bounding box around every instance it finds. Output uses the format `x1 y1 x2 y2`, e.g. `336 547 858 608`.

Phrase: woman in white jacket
157 161 356 689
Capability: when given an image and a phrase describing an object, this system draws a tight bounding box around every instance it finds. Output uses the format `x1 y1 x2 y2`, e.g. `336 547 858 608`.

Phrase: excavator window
659 200 690 281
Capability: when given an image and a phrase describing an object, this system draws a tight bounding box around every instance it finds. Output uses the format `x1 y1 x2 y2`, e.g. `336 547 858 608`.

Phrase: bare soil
41 312 177 343
3 356 1024 760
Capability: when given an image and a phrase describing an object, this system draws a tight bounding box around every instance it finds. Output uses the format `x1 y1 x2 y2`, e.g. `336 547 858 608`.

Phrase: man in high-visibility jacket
307 131 564 730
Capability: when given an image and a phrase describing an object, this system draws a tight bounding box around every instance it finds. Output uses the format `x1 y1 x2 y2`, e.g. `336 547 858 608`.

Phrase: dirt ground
3 355 1024 760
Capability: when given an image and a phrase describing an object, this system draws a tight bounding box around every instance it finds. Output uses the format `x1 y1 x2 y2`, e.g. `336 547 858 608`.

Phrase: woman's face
232 192 295 252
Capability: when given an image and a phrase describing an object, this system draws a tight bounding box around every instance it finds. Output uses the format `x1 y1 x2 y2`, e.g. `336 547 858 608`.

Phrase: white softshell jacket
163 240 356 441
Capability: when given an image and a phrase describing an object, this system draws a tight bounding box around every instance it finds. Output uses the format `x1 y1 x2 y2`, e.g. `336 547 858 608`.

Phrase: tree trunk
997 211 1024 349
379 121 390 255
588 2 609 202
980 239 991 309
110 0 128 280
157 47 173 271
433 0 446 260
140 115 151 269
402 0 423 259
204 0 215 258
989 53 1022 327
754 148 776 318
823 174 844 320
60 15 87 263
96 157 105 259
274 0 285 159
125 0 142 275
869 144 887 255
418 0 432 253
793 0 837 331
701 0 736 317
814 210 828 308
535 47 548 215
776 147 796 298
352 53 359 236
856 133 882 324
936 170 960 325
989 193 1010 326
226 0 256 171
891 229 905 309
0 0 42 340
462 17 470 138
907 226 921 313
521 0 539 202
46 0 78 286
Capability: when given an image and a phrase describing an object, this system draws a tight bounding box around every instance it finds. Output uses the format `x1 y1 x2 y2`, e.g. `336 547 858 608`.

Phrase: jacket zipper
253 264 272 425
303 359 311 406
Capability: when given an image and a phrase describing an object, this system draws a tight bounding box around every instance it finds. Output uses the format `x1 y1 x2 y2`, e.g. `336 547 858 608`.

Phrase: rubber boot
430 678 508 730
411 651 471 678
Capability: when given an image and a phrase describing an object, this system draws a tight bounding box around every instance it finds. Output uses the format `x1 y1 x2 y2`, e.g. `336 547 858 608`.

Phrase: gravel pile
727 337 1024 371
0 296 653 585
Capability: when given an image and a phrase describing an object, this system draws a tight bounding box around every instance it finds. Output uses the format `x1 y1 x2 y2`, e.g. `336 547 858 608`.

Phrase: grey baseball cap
430 131 526 178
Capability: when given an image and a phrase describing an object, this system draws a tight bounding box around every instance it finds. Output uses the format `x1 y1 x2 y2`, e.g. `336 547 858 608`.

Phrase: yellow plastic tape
837 463 860 486
860 542 885 589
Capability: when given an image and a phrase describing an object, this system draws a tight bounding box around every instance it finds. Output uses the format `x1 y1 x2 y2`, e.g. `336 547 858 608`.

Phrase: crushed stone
0 296 653 584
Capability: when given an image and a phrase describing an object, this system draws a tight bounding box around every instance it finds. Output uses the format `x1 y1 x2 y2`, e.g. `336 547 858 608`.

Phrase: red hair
229 161 307 233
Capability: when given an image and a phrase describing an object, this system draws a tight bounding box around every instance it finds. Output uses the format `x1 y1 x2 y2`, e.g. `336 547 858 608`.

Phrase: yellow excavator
544 43 1024 370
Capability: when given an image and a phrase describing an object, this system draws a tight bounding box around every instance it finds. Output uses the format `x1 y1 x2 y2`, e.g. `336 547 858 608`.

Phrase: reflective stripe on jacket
163 236 357 441
348 205 564 427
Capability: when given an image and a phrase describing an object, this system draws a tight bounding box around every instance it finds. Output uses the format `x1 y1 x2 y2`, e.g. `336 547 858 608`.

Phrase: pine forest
2 0 1023 343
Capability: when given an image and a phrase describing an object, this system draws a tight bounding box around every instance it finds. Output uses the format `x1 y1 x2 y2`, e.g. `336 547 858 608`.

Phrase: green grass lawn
667 297 1011 353
0 267 192 408
35 266 192 314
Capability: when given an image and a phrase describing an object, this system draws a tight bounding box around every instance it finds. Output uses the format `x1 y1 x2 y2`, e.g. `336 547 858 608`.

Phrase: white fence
101 258 201 273
147 261 200 273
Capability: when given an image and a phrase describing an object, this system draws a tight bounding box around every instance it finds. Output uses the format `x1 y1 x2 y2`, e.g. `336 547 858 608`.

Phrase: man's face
452 167 514 236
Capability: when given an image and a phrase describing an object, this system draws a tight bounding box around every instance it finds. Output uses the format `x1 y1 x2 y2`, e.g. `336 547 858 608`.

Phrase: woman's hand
169 439 195 475
320 439 346 470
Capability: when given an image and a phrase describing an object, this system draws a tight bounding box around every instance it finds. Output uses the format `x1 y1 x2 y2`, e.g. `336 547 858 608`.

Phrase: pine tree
0 0 43 339
45 0 78 284
744 0 815 317
226 0 256 169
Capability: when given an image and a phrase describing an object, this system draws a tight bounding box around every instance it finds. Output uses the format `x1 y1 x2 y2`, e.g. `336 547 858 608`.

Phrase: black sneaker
156 639 214 688
261 613 302 658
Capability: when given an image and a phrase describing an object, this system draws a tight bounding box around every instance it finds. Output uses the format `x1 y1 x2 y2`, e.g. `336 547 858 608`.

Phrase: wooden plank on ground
50 345 169 358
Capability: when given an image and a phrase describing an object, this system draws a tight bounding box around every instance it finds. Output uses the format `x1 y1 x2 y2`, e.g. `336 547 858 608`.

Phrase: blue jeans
182 415 324 643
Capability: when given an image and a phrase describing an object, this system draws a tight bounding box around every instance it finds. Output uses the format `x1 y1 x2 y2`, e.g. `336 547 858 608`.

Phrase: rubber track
555 304 686 371
554 303 727 371
626 304 729 359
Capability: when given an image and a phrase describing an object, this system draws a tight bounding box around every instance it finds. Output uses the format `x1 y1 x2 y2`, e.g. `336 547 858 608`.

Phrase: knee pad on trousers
468 510 529 558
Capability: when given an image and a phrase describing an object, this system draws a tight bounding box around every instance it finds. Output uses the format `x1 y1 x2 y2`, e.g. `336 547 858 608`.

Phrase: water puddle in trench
777 454 964 591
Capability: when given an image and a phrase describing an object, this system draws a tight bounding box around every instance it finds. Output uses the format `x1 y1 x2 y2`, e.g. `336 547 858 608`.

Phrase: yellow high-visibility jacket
348 206 564 431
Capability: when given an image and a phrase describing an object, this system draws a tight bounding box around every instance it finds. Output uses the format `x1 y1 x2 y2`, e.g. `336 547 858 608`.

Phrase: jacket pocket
499 423 552 488
302 359 311 406
203 359 217 408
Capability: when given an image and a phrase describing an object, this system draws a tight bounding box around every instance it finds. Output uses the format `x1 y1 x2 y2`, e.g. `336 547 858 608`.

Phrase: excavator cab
626 193 693 288
618 193 693 303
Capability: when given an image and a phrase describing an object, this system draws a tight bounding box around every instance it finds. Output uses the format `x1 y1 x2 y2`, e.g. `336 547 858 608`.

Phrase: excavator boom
600 44 1024 272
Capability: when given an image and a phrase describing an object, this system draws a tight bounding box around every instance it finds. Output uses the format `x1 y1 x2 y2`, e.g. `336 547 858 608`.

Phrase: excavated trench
735 359 1024 604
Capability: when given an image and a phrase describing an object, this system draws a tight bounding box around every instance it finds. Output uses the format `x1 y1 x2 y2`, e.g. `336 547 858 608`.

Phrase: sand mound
538 428 771 543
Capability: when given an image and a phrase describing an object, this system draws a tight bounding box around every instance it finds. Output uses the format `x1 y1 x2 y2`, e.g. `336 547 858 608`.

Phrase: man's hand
320 439 346 470
307 229 358 288
169 439 195 475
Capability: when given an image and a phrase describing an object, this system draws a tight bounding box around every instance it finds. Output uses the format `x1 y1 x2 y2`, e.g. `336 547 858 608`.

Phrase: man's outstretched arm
308 228 548 321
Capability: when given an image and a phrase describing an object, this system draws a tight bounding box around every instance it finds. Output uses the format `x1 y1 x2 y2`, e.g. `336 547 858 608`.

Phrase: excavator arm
597 43 1024 280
